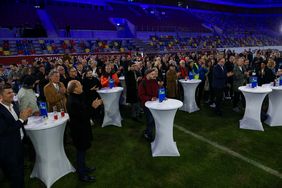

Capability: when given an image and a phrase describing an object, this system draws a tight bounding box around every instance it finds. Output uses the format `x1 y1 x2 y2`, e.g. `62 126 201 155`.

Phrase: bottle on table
53 106 58 120
158 87 166 103
250 70 258 88
39 102 48 118
109 78 114 89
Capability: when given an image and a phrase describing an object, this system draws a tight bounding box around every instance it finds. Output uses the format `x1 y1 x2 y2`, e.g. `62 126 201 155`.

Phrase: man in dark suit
0 83 32 188
125 63 142 121
212 58 233 116
257 61 276 86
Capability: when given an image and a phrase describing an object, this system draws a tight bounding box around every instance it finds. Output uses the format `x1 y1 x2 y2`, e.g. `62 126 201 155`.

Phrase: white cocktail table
119 76 128 105
264 85 282 126
97 87 123 127
145 99 183 157
239 86 272 131
25 113 75 188
179 79 201 113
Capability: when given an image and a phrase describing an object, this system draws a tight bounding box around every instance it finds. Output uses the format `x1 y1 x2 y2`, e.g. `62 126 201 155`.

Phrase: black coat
125 70 139 103
66 93 93 151
212 64 227 89
257 67 276 86
37 72 49 102
82 77 101 107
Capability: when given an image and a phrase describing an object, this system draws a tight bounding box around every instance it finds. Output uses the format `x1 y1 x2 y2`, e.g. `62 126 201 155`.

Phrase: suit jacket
0 103 25 150
212 64 227 89
233 65 247 92
257 67 276 86
44 82 67 112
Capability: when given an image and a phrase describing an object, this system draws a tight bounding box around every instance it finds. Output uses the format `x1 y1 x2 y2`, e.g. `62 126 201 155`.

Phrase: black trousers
233 91 245 108
76 150 86 176
0 140 24 188
143 107 155 137
209 85 215 104
196 80 205 106
214 88 224 113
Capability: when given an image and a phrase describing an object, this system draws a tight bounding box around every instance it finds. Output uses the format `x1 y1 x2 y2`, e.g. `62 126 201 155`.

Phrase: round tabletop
262 83 282 91
271 86 282 91
239 86 272 94
25 113 69 131
97 87 123 94
145 99 183 111
179 79 202 84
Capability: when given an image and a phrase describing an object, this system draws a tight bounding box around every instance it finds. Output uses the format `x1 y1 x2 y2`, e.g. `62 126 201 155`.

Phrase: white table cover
239 86 272 131
145 99 183 157
119 76 128 105
264 85 282 126
179 79 201 113
25 113 75 188
97 87 123 127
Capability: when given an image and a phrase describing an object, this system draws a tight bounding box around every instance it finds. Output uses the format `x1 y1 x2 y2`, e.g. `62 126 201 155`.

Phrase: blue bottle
189 72 194 80
280 76 282 86
250 71 258 88
109 78 114 89
39 102 48 118
158 87 166 103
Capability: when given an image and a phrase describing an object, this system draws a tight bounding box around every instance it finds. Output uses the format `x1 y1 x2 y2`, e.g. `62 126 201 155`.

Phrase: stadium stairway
36 9 58 38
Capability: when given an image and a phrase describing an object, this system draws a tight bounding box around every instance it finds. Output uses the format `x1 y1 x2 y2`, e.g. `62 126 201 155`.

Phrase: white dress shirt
92 67 98 78
53 83 60 92
0 102 24 140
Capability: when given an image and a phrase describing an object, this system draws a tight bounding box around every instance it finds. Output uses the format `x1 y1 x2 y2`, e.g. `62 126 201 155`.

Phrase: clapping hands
20 108 33 121
92 98 103 109
90 85 99 91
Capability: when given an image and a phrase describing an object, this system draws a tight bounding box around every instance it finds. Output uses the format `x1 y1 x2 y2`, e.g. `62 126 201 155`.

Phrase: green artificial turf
1 101 282 188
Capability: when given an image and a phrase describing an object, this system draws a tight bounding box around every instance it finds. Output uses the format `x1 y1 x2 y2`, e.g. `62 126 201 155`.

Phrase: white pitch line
174 124 282 179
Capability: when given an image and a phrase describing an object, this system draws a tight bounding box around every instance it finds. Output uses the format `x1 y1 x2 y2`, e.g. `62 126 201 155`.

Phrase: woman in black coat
66 80 102 182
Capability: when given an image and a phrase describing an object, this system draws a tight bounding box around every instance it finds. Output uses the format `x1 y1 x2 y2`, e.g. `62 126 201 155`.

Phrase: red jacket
178 67 188 79
100 73 119 88
138 77 159 107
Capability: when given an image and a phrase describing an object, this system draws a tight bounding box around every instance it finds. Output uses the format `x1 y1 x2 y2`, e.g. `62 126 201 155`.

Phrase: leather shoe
143 131 154 142
79 175 96 182
85 166 96 174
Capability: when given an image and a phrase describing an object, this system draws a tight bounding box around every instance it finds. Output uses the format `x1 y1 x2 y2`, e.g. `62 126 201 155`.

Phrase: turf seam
174 124 282 179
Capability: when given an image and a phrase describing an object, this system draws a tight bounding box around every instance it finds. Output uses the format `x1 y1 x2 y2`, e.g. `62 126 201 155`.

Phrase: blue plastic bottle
158 87 166 102
250 71 258 88
39 102 48 118
109 78 114 89
279 76 282 86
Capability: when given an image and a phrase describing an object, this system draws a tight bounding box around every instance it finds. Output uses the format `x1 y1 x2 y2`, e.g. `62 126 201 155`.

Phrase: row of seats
0 39 136 56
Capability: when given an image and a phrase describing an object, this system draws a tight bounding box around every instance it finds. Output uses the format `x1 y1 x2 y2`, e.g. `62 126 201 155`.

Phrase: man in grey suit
232 57 249 112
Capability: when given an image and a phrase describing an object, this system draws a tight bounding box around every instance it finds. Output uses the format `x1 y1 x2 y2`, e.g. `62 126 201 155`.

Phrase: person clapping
66 80 102 182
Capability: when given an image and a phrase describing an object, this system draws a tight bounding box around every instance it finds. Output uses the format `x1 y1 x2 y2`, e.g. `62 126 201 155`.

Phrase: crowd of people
0 49 282 187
